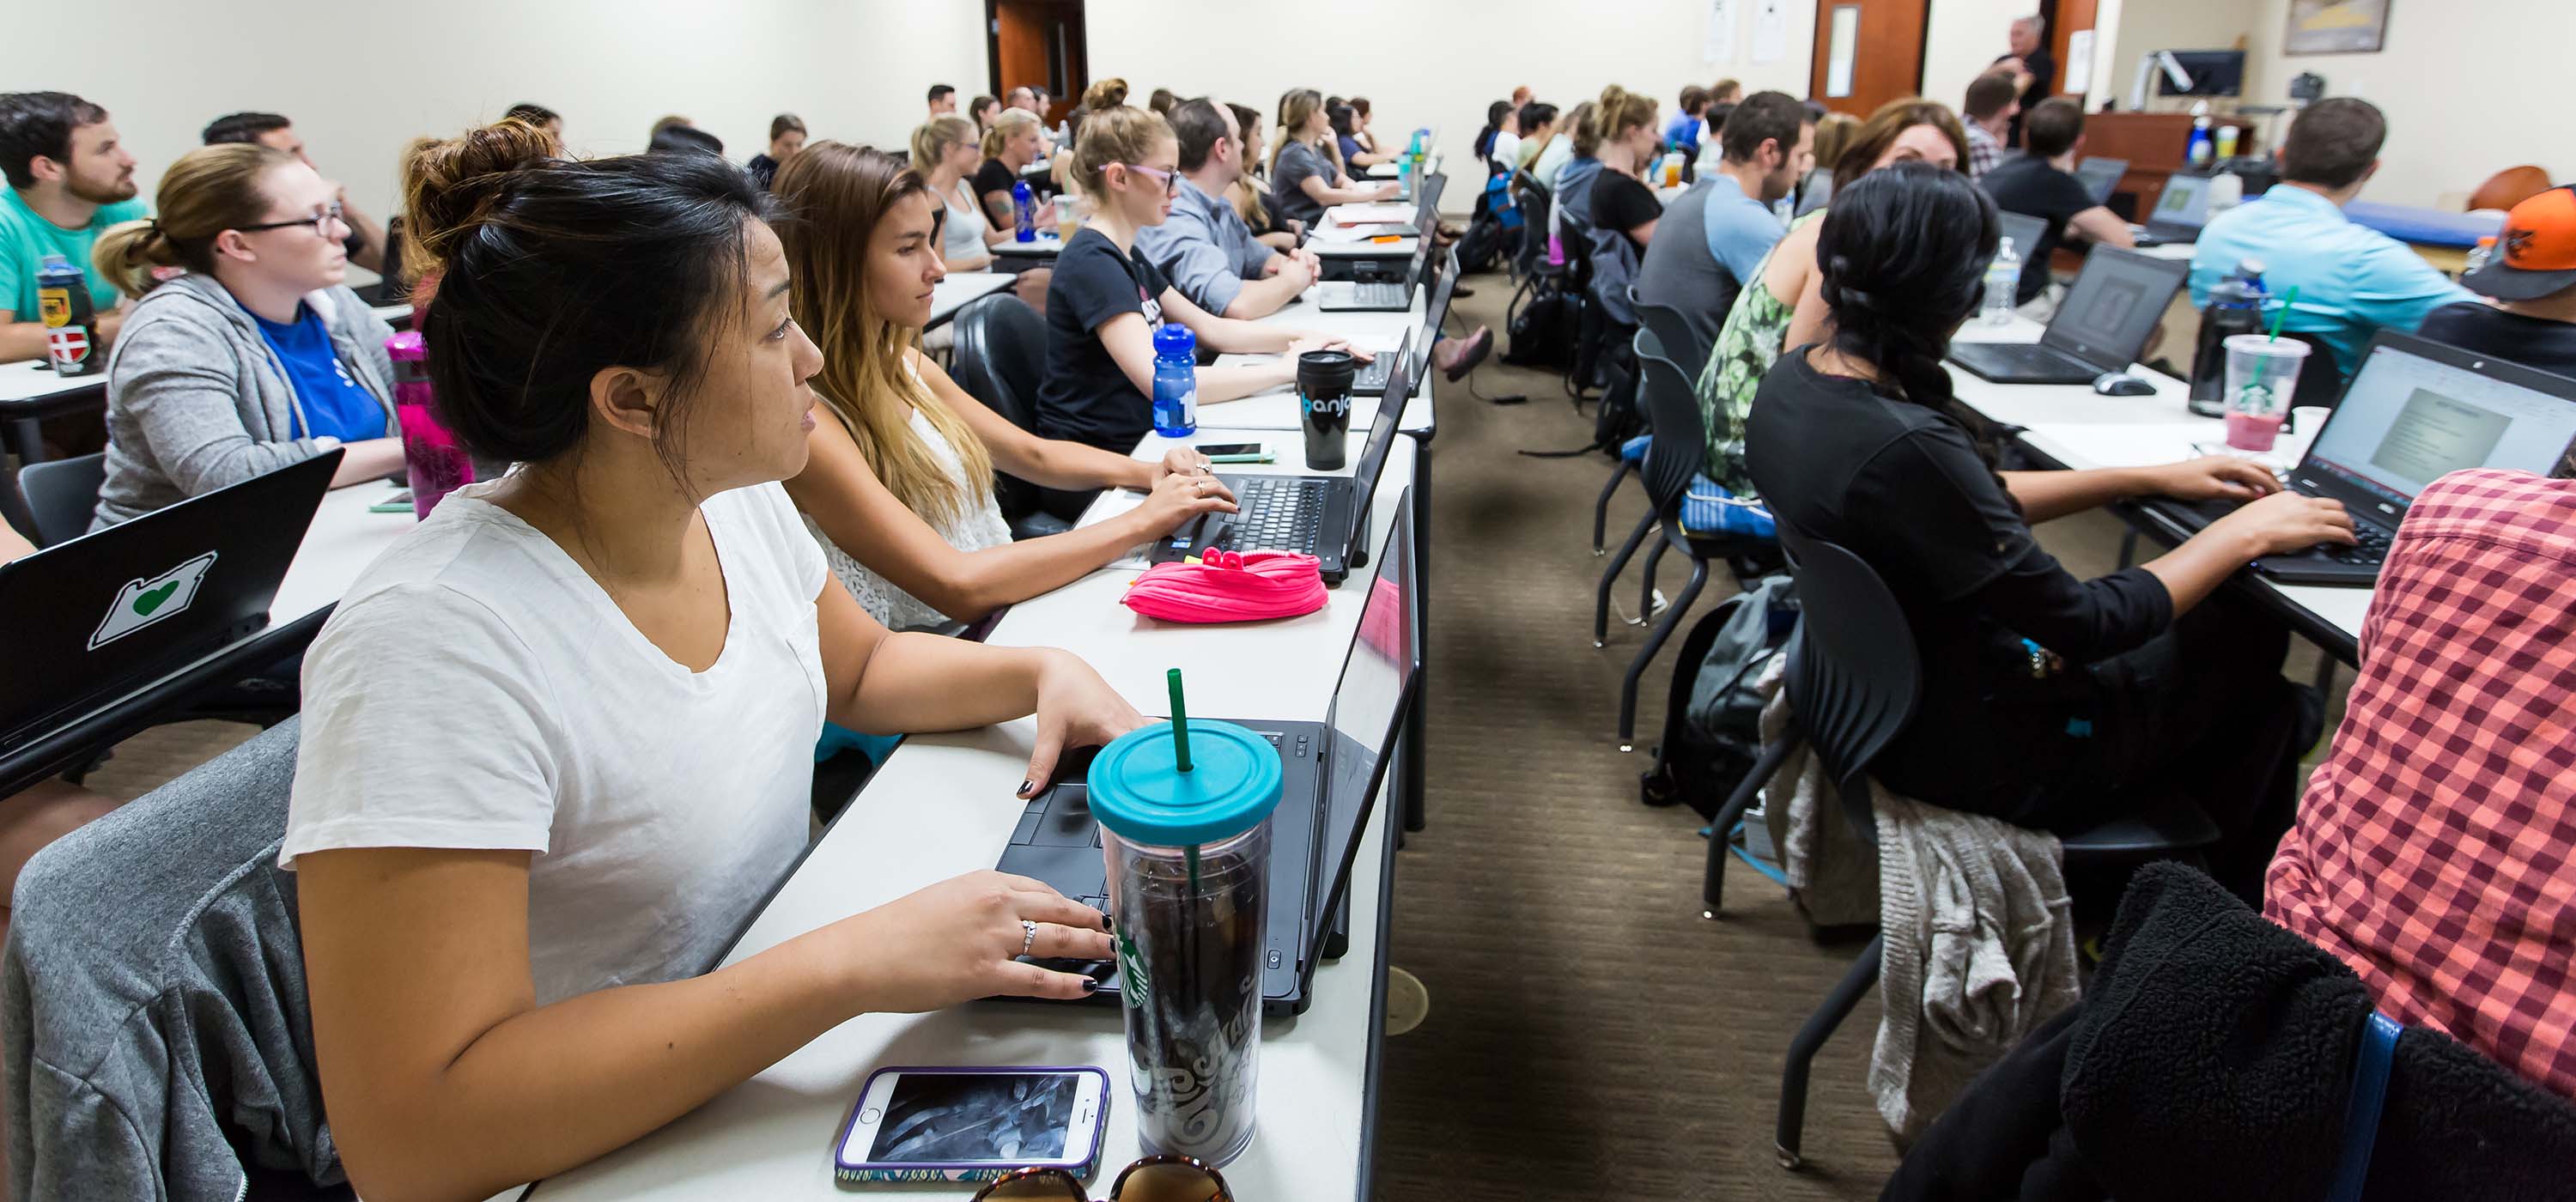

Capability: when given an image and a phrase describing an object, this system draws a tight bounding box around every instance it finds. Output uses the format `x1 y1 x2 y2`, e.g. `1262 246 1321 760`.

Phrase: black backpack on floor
1640 576 1797 819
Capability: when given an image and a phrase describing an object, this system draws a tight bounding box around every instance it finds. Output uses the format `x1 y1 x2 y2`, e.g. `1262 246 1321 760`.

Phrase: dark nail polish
1101 912 1115 932
1017 780 1035 798
1082 977 1102 993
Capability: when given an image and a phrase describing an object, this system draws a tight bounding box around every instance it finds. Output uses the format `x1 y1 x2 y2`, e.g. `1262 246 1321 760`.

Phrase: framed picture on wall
2285 0 2391 55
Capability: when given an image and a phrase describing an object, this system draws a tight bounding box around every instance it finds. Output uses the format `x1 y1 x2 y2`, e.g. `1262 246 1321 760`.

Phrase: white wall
1919 0 2029 117
1084 0 1820 190
2241 0 2569 209
2094 0 2249 112
34 0 987 225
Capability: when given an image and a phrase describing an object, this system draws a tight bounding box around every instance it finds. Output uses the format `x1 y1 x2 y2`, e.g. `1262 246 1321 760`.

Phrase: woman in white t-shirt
770 142 1236 631
913 115 1011 271
283 122 1134 1199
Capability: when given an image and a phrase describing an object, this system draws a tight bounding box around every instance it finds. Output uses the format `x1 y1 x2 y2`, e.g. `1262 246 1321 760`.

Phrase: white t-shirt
944 179 991 263
283 480 829 1005
1490 130 1522 174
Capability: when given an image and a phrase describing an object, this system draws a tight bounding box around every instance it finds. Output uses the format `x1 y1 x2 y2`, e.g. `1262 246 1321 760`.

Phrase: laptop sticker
89 551 217 651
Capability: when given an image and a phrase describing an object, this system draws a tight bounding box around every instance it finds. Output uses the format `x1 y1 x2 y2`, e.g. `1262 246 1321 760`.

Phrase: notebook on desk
1000 493 1420 1016
1947 246 2185 385
0 450 337 748
2150 332 2576 586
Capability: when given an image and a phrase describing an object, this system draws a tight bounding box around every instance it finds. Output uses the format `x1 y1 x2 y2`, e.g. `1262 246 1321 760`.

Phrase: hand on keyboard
2203 491 2356 560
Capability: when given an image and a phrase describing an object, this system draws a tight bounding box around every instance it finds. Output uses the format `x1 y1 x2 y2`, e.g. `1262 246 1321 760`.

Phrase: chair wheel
1776 1147 1803 1171
1592 640 1605 649
1702 908 1718 920
1639 769 1677 807
1618 743 1634 753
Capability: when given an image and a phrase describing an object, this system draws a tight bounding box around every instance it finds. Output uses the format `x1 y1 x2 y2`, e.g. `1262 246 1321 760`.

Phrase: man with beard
0 92 145 362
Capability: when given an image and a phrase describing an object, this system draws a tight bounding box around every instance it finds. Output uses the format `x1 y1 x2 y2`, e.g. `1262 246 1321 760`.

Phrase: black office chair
2280 330 2349 414
1595 346 1778 750
948 294 1070 541
1631 294 1710 384
1592 322 1662 556
19 451 106 547
1699 527 2223 1170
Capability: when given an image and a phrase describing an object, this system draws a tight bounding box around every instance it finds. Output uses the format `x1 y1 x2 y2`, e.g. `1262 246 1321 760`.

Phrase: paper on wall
2065 29 2096 94
1705 0 1739 64
1752 0 1790 64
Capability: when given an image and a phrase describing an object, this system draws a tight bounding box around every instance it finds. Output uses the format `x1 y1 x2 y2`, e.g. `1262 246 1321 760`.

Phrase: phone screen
847 1071 1095 1167
1196 442 1261 457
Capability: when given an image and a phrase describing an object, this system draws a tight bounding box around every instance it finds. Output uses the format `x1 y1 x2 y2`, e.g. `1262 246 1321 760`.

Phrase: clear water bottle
1151 324 1199 438
1012 180 1036 243
2464 235 2497 276
1984 237 2021 326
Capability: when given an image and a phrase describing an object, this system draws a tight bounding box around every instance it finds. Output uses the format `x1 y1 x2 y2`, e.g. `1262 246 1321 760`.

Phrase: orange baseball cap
2464 184 2576 300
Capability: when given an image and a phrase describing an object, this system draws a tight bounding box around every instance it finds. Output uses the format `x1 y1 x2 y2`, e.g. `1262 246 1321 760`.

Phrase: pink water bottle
386 331 474 519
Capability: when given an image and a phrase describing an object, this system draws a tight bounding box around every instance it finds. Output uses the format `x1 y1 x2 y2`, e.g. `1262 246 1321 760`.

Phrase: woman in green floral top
1695 97 1971 494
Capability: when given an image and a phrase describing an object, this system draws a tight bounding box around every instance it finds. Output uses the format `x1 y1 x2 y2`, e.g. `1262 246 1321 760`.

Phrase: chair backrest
1775 526 1923 846
1510 173 1552 276
947 294 1047 520
1633 296 1710 382
2278 330 2350 410
20 452 106 547
1633 349 1709 515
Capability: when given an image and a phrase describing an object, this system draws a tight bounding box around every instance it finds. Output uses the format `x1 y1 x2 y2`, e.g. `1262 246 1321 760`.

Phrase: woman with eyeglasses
1034 106 1352 467
88 143 401 529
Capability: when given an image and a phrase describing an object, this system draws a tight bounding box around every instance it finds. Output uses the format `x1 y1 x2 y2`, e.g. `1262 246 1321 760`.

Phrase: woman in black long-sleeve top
1745 163 2358 895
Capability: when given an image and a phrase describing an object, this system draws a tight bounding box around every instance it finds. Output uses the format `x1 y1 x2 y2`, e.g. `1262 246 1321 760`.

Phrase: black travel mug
1297 349 1357 470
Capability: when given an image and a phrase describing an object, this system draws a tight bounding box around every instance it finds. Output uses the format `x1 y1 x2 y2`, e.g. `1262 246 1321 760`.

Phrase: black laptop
1352 247 1460 397
357 216 410 307
1947 246 2186 385
1340 173 1444 240
0 450 339 747
1150 351 1410 585
2074 156 2128 205
2131 173 2214 247
1318 234 1431 313
1001 494 1420 1015
2149 332 2576 586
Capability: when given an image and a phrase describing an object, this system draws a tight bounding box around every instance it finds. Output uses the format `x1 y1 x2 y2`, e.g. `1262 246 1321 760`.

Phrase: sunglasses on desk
971 1154 1230 1200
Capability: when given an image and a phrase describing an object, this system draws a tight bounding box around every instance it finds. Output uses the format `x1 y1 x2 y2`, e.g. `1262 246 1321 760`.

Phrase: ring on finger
1019 919 1038 957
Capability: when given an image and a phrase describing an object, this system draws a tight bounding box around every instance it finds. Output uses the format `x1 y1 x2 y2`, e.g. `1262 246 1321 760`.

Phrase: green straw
2244 286 2301 407
1167 668 1192 774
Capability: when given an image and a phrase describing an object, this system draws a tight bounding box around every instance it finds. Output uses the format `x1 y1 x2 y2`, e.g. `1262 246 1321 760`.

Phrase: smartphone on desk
834 1065 1108 1183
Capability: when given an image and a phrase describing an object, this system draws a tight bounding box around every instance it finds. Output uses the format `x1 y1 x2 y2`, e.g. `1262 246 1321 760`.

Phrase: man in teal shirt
2190 98 2470 381
0 91 147 364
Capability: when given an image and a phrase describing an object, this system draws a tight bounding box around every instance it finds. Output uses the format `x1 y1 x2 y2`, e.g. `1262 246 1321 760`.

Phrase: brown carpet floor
79 264 2347 1202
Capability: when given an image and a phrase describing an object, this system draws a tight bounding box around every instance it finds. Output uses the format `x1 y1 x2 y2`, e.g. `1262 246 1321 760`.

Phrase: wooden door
988 0 1087 124
1811 0 1929 118
2050 0 2098 100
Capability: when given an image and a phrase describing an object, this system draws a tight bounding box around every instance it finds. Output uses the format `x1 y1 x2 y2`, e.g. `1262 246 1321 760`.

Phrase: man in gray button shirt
1139 98 1321 319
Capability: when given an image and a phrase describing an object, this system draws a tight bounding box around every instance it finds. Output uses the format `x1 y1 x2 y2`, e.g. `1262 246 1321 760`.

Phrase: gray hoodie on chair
89 271 397 531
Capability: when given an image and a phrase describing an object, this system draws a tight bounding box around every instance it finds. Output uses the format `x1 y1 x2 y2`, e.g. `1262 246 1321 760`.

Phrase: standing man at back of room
202 112 392 273
1991 13 2054 144
0 91 146 365
2188 97 2473 380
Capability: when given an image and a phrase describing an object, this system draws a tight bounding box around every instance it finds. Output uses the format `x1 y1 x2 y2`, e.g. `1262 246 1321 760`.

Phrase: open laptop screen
1315 492 1419 919
2042 247 2181 369
2148 174 2211 230
2075 156 2128 205
2303 337 2576 516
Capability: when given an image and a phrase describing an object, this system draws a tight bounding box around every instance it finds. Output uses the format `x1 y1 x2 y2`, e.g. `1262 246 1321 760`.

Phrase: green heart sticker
132 580 180 616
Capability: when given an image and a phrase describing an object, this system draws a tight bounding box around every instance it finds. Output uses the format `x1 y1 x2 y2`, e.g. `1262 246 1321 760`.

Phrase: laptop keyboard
1347 282 1407 308
1968 343 2091 373
1219 476 1328 555
2318 523 2394 566
1353 355 1393 391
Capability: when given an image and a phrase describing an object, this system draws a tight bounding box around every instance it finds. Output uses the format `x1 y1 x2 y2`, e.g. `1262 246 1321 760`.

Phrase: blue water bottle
1012 180 1036 243
1151 324 1199 438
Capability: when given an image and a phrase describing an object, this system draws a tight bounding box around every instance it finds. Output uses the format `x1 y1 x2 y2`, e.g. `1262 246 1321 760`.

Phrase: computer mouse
2093 372 2157 397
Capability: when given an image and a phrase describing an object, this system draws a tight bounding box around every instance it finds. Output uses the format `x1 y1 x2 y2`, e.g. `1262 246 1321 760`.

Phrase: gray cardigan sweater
90 271 396 530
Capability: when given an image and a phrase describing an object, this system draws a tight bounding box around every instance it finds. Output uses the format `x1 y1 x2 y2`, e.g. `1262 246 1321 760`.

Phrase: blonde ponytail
91 143 293 297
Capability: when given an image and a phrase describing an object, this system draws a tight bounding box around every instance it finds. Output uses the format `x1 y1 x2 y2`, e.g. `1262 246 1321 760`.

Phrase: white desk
928 273 1015 328
993 234 1066 260
1 357 102 406
527 421 1421 1200
1204 288 1436 435
1946 314 2369 650
271 481 418 623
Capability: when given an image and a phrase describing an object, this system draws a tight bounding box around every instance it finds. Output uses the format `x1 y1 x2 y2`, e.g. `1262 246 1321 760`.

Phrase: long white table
928 273 1015 328
1204 287 1438 435
1948 314 2369 654
526 417 1421 1200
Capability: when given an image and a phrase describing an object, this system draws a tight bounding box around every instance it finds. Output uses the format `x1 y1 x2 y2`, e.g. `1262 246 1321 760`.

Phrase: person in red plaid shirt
2268 467 2576 1102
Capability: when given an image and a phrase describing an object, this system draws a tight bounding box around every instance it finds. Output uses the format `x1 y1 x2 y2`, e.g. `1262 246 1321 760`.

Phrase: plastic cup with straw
2223 285 2306 451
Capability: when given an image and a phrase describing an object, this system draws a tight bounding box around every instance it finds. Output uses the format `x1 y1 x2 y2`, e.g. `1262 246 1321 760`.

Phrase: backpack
1640 575 1798 819
1503 275 1580 371
1457 213 1511 275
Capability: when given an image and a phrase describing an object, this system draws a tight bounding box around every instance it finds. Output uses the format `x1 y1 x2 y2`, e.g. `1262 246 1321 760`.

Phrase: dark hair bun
403 118 560 275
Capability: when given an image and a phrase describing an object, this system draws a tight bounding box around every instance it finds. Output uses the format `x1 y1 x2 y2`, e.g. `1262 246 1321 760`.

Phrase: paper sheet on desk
1327 203 1413 225
1307 225 1382 245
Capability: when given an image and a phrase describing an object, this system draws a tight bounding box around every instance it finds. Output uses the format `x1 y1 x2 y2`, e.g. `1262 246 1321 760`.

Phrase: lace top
805 401 1012 631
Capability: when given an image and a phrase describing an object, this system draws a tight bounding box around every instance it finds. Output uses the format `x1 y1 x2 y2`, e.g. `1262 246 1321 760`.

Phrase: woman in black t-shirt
1586 91 1666 254
975 109 1055 230
1745 164 2356 898
1034 106 1356 464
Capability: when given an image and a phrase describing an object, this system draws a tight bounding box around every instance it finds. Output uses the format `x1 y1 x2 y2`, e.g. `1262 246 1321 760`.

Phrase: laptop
1344 174 1445 240
2131 173 2214 247
2074 156 2129 206
1352 246 1459 395
1317 234 1431 313
2151 332 2576 586
0 449 339 748
1151 350 1412 586
1001 493 1421 1016
1353 330 1415 400
358 216 410 307
1947 246 2186 385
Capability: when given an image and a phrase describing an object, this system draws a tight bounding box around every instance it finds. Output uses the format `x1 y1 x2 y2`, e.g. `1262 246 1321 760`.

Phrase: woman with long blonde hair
1266 88 1395 230
771 142 1233 628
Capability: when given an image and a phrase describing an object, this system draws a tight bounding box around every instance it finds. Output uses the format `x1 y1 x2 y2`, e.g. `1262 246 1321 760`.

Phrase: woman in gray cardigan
89 143 400 530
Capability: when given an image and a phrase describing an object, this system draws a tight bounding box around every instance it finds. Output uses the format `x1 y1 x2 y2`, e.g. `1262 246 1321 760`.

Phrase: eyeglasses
238 200 347 240
970 1155 1230 1201
1118 162 1180 196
